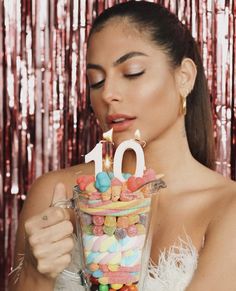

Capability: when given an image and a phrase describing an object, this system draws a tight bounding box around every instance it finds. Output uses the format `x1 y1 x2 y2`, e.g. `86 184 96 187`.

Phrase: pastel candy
120 190 133 201
101 188 111 201
98 277 109 284
110 284 123 290
103 225 116 236
83 234 96 251
99 235 120 253
99 264 109 272
104 216 116 227
119 235 145 251
95 172 111 193
101 271 137 284
143 168 157 182
117 216 129 228
114 228 127 240
111 185 122 201
111 177 122 186
93 225 104 236
93 269 104 278
81 213 92 225
128 215 139 225
136 223 146 234
85 182 97 193
88 263 99 272
83 225 93 235
100 252 122 264
92 215 105 226
89 192 102 200
127 176 145 192
76 175 95 191
86 251 98 264
121 250 141 267
85 251 122 265
139 213 147 225
108 264 120 271
83 234 119 253
127 225 137 237
119 265 141 272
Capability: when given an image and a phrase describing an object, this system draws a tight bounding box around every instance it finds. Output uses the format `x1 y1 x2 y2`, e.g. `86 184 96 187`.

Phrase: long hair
88 1 215 169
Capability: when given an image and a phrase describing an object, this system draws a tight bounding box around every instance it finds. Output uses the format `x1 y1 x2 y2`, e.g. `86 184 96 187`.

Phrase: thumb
51 182 68 206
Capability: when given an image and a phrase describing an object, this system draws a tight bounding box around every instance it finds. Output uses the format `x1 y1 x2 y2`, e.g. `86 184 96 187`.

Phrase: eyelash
90 80 104 89
124 71 145 78
89 71 145 90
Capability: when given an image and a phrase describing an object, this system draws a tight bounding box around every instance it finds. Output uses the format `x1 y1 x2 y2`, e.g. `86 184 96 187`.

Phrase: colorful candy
127 176 145 192
127 225 137 237
76 175 95 191
114 228 127 240
75 169 166 290
95 172 111 192
103 225 116 236
99 284 109 291
93 225 104 236
128 215 139 225
93 215 105 226
104 216 116 227
117 217 129 228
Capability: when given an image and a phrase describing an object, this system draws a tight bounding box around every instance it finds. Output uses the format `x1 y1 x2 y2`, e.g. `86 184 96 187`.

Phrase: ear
175 58 197 97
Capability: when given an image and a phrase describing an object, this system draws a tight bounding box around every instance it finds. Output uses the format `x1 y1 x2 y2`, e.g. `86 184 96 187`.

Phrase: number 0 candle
113 139 145 182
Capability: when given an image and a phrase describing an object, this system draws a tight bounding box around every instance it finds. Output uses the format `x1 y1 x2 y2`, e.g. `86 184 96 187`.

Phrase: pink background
0 1 235 290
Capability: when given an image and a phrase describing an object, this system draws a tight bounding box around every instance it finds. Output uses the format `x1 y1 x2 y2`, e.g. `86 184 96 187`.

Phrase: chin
112 132 133 148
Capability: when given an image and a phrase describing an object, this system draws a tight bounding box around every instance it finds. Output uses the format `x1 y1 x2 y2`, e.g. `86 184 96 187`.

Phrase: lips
107 114 136 132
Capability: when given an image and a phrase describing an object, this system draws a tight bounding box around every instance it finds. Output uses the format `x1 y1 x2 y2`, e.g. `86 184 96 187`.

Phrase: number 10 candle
85 129 145 181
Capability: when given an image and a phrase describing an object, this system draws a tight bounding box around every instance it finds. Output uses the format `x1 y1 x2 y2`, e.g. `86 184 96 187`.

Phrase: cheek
132 75 179 137
90 96 107 130
134 74 178 115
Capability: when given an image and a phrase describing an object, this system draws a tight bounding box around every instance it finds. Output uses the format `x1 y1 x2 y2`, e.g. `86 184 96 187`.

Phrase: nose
101 77 122 104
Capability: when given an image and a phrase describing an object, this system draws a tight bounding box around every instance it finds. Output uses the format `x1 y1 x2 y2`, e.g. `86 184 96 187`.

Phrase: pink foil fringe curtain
0 0 235 290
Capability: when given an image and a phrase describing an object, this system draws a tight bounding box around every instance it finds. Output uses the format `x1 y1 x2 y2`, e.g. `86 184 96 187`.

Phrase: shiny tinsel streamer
0 1 235 290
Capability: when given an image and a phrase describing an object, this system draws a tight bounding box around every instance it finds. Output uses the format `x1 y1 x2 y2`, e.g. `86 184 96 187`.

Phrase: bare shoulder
207 174 236 229
186 175 236 290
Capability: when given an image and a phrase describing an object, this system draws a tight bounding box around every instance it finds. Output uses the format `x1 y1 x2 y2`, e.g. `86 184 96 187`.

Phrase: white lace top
54 235 198 291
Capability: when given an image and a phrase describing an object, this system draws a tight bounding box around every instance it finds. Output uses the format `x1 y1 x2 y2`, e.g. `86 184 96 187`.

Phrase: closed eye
124 71 145 79
89 79 105 89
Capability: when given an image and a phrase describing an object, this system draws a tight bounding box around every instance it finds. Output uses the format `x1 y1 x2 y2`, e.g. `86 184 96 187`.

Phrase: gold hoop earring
181 95 187 115
180 90 189 116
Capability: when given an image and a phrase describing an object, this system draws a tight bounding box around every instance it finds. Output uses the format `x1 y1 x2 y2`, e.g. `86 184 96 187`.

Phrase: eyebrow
86 51 148 71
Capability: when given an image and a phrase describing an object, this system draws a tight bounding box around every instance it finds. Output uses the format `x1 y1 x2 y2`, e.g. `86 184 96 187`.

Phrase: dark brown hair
88 1 215 169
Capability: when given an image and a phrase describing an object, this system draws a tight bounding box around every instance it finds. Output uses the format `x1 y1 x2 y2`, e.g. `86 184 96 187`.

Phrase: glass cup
53 178 166 290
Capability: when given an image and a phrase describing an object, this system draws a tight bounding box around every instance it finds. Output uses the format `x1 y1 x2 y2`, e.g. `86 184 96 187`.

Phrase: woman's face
86 21 181 146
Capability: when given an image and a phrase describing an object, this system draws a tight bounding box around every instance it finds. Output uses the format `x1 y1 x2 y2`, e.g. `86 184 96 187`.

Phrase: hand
24 183 74 279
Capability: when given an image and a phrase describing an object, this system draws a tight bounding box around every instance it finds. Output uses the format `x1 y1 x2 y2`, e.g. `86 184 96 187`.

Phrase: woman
9 1 236 291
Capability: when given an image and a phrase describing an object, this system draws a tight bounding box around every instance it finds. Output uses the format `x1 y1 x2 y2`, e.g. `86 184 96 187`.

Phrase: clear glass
53 178 166 290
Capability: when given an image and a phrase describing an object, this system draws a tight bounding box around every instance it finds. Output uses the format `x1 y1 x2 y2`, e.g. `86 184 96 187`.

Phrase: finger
28 220 73 247
37 253 72 278
25 207 70 235
32 236 74 261
51 183 68 206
